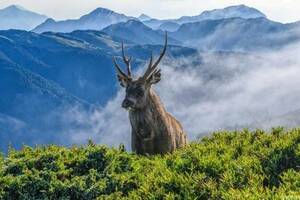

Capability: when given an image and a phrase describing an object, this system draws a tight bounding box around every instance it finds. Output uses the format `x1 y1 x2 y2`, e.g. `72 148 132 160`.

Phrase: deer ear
117 74 129 87
147 69 161 85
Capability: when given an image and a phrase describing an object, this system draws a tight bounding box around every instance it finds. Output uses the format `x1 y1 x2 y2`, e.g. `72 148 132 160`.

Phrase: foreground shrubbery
1 128 300 199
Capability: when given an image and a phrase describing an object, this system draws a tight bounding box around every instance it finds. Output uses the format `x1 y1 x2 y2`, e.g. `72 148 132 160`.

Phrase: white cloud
59 42 300 150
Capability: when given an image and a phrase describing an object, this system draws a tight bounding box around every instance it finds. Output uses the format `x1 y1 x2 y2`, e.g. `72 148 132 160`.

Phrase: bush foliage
1 128 300 199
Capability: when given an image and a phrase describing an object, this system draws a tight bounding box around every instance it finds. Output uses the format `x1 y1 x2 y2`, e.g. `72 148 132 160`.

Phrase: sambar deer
112 34 187 155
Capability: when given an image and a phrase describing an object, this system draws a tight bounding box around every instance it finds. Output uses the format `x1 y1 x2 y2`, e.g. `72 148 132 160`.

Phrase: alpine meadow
0 1 300 199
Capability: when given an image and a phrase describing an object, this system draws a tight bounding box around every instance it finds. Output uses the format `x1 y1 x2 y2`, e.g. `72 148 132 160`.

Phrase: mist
46 42 300 150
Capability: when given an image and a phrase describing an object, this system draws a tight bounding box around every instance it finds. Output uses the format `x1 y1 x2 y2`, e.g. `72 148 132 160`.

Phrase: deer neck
146 89 167 116
129 88 167 130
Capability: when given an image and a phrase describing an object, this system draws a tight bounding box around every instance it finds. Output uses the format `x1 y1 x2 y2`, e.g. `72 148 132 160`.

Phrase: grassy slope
0 128 300 199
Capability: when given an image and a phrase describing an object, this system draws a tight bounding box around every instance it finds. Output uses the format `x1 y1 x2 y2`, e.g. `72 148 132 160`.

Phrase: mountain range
28 4 300 51
33 4 268 33
0 4 272 33
142 5 266 29
33 7 133 33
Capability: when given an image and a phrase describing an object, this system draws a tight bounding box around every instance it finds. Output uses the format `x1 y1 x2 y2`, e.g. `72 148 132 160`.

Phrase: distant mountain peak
139 14 150 18
198 4 266 19
227 4 247 8
0 4 48 31
175 4 266 25
138 14 152 21
89 7 115 15
104 19 152 32
222 4 264 13
42 18 56 25
3 5 27 11
33 6 132 33
102 19 180 45
143 4 267 30
79 7 128 21
126 19 145 26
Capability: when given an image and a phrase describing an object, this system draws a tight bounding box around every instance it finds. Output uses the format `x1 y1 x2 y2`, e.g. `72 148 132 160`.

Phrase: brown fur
129 89 187 155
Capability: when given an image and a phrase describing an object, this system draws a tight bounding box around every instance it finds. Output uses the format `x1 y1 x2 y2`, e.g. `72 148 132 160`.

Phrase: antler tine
146 52 153 72
142 32 168 80
112 56 128 78
151 32 168 70
147 68 161 82
121 42 132 77
141 52 153 81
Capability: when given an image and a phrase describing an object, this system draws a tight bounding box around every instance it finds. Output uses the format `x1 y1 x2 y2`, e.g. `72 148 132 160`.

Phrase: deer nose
122 99 134 109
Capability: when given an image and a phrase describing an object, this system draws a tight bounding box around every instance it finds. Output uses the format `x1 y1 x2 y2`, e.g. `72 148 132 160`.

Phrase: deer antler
113 33 167 83
121 42 132 77
112 56 129 79
112 42 133 80
142 32 168 81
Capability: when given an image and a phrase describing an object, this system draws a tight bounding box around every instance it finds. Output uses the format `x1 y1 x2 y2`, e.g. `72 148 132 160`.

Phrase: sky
0 0 299 23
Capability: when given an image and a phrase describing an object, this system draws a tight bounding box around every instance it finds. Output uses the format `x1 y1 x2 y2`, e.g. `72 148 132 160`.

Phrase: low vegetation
1 127 300 199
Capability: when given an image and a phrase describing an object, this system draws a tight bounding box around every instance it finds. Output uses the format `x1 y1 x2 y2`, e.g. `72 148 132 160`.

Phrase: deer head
112 34 168 110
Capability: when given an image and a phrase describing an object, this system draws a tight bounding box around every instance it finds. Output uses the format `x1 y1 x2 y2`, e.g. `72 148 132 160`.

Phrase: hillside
102 20 180 45
1 128 300 199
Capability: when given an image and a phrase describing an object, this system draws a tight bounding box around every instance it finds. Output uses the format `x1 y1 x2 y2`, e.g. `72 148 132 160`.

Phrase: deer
112 34 187 155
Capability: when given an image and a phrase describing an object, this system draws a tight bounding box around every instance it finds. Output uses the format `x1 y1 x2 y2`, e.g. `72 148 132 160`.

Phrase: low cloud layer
59 42 300 150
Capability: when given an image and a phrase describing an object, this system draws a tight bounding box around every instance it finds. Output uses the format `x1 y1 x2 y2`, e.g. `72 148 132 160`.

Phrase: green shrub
1 128 300 199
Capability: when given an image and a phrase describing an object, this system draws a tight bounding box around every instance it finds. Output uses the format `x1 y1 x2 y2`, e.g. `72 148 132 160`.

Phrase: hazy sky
0 0 299 23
